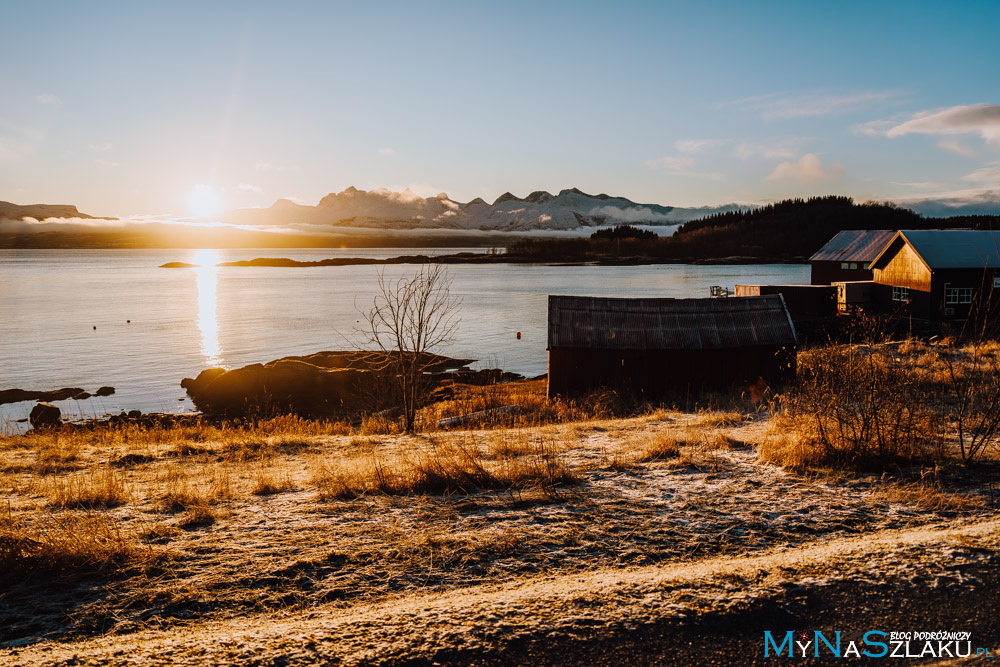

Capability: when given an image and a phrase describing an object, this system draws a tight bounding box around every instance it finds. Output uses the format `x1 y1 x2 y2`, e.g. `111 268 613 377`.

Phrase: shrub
782 343 944 468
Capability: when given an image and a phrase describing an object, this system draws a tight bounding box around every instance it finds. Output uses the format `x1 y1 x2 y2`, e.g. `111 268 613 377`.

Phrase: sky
2 0 999 217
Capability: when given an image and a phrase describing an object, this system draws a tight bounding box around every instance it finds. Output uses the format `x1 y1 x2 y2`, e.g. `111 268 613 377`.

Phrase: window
945 287 973 304
840 262 849 269
849 262 858 270
892 286 910 302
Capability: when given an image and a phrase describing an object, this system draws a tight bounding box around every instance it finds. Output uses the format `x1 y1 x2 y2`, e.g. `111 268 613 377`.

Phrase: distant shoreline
159 252 806 269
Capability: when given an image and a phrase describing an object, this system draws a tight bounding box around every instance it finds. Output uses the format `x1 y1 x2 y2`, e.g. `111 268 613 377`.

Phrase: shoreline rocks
181 350 476 418
0 386 115 406
29 403 61 429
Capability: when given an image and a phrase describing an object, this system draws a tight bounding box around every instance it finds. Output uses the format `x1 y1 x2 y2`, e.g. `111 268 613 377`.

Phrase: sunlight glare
188 184 224 218
192 249 224 367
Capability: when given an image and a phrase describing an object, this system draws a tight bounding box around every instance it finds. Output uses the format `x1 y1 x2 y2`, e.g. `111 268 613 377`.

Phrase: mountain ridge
220 186 741 232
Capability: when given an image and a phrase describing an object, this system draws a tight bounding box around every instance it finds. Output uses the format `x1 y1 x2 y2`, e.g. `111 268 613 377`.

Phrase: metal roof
809 230 896 263
870 230 1000 270
547 294 797 351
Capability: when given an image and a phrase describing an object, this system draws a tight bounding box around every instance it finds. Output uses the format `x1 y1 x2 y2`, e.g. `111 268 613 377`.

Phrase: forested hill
506 196 1000 263
666 196 998 260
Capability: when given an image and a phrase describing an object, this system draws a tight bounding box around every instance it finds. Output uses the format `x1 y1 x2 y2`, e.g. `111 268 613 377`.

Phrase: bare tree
359 264 461 432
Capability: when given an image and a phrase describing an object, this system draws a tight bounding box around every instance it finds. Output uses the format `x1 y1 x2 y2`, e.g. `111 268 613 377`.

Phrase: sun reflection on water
191 249 224 367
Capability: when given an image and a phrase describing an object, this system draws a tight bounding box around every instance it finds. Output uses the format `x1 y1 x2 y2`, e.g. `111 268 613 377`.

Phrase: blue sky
2 0 999 216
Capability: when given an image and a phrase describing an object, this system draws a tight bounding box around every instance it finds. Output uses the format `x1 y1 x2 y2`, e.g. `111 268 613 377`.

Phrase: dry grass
0 510 150 582
1 399 997 650
252 459 295 496
633 432 682 462
311 436 578 500
48 465 130 509
757 426 817 472
425 380 666 430
870 481 989 512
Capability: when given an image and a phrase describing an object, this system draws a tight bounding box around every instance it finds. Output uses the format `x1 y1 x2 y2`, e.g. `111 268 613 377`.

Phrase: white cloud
646 155 695 170
589 205 674 223
237 183 263 193
377 147 396 157
937 139 978 158
89 142 114 152
765 153 844 183
728 90 904 119
962 164 1000 184
36 94 62 106
889 181 949 190
883 104 1000 146
94 158 118 167
854 118 897 137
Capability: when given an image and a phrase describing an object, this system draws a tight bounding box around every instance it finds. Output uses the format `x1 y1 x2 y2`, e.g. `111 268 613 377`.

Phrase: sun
188 184 224 218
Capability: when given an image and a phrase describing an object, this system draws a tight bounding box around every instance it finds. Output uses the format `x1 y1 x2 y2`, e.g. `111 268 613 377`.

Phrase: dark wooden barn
869 230 1000 321
810 229 896 285
546 295 798 398
734 284 837 319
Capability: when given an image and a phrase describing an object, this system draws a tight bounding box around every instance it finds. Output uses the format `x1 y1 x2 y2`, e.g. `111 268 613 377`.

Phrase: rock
0 386 108 405
127 409 142 419
95 386 115 397
180 350 474 418
29 403 61 429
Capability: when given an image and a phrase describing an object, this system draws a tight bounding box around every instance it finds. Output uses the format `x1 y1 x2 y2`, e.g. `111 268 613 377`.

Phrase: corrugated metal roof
883 230 1000 269
809 230 896 263
547 295 797 350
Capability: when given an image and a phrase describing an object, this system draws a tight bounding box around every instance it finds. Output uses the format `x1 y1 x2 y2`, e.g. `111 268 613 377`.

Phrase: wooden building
868 230 1000 321
734 284 837 319
810 230 896 285
546 294 798 398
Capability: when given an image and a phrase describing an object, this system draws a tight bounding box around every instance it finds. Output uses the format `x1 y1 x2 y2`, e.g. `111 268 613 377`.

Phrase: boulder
29 403 61 429
180 351 475 418
181 360 369 417
95 386 116 397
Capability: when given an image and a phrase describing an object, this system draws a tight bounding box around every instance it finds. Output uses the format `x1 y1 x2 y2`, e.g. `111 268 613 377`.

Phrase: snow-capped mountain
221 187 743 232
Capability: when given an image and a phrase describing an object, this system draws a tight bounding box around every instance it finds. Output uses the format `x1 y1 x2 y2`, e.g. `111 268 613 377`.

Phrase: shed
868 230 1000 320
809 230 896 285
546 294 798 398
831 281 876 313
734 284 837 319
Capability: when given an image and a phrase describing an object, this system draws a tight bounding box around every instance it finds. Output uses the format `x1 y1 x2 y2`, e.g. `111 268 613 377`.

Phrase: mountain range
0 201 115 222
219 187 745 232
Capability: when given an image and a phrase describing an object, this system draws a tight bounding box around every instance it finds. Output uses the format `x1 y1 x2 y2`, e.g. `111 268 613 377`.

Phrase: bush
781 343 944 468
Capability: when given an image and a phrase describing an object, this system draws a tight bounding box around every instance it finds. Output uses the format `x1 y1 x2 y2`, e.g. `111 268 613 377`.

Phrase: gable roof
547 294 797 351
869 230 1000 270
809 229 896 263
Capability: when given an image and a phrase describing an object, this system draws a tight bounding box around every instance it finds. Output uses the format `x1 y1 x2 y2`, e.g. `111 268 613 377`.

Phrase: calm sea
0 249 808 428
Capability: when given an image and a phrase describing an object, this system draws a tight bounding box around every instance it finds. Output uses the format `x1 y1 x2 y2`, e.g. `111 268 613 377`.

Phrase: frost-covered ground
2 411 998 665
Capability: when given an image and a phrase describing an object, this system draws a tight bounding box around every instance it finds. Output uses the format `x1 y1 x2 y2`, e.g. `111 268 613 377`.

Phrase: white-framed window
892 286 910 302
945 287 973 304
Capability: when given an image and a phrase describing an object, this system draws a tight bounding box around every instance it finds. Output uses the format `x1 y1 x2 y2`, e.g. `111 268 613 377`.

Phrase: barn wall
547 346 796 398
872 241 932 291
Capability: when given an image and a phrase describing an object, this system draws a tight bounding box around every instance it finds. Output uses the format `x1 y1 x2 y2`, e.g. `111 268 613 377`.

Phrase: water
0 249 808 426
